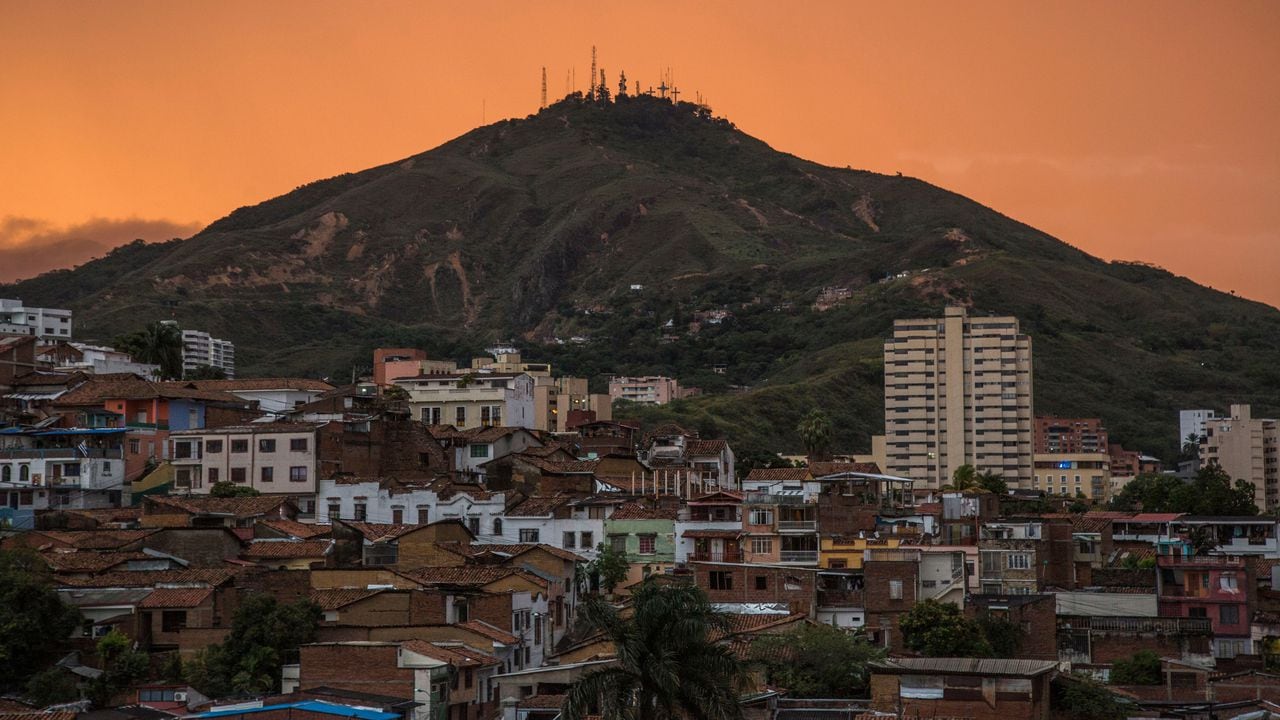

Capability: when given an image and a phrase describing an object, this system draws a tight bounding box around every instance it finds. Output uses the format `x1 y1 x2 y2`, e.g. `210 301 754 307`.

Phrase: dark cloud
0 216 203 283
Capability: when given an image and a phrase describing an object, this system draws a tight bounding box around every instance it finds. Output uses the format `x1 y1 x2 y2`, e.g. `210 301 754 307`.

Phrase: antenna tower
540 67 547 108
589 46 597 100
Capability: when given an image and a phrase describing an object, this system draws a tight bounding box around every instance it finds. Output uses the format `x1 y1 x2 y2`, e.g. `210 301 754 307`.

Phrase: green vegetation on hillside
5 94 1279 459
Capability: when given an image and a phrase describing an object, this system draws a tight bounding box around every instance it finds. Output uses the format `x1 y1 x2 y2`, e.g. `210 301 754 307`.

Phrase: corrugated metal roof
870 657 1058 676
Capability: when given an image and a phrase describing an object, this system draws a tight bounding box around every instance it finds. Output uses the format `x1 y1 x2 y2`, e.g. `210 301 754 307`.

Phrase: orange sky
2 1 1277 306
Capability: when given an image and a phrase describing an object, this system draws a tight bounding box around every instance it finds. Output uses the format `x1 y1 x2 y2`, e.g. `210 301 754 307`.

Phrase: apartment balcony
777 520 818 532
691 548 743 563
817 588 865 608
779 550 820 564
1157 554 1245 568
0 447 123 460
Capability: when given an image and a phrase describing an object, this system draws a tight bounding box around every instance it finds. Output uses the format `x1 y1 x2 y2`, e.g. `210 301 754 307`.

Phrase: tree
115 321 184 380
1110 465 1256 516
184 364 227 380
1052 675 1133 720
943 465 981 492
589 543 631 596
88 629 150 706
750 624 883 697
899 600 992 657
24 668 80 706
210 481 261 498
561 581 746 720
796 409 832 461
185 594 320 698
0 548 82 691
977 470 1008 495
1109 650 1162 685
1180 433 1201 462
975 613 1023 657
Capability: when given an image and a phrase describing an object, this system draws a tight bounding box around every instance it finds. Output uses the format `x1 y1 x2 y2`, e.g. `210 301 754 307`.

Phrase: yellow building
819 535 902 569
1032 452 1112 501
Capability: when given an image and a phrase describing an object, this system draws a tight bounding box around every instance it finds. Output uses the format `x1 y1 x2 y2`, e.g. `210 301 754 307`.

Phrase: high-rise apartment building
1034 417 1109 454
181 329 236 378
883 306 1034 488
1200 404 1278 510
607 375 685 405
1180 409 1220 445
0 298 73 340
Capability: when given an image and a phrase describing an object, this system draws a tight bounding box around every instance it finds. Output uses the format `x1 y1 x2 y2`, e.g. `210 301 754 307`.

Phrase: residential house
169 422 325 513
0 425 127 522
603 502 678 587
395 372 535 431
978 520 1075 594
1156 554 1253 658
869 658 1058 720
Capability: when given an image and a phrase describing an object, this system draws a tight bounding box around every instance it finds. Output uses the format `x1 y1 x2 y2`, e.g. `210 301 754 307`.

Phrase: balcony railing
1157 554 1245 567
691 549 743 563
0 448 123 459
779 550 820 563
817 589 865 607
777 520 818 532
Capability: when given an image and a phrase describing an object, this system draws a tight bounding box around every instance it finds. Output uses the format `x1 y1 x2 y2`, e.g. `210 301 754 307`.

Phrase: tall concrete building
883 306 1034 488
1180 409 1220 445
1200 404 1278 510
180 329 236 378
0 298 72 340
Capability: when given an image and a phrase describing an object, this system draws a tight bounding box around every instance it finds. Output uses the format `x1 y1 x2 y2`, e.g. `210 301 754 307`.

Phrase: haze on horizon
1 1 1277 307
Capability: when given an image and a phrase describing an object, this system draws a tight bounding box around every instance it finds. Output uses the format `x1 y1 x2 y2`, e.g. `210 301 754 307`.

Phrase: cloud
0 216 204 283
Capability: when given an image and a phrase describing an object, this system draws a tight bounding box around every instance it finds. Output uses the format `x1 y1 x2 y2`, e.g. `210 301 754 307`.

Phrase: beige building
1200 404 1278 510
532 376 612 432
1032 452 1111 501
883 306 1034 488
608 375 684 405
393 371 536 429
169 422 324 512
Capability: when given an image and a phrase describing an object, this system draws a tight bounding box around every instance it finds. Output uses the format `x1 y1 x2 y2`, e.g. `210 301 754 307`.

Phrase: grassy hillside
6 94 1279 460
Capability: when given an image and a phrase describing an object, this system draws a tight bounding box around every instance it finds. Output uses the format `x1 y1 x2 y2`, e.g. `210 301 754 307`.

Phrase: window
1189 606 1208 618
749 508 774 525
751 537 773 555
980 551 1000 575
260 466 274 483
259 438 276 453
609 534 627 552
206 467 219 484
1220 573 1239 592
231 439 248 453
468 517 479 535
1220 605 1240 625
392 508 404 524
563 531 576 548
754 575 768 590
533 615 543 645
470 444 490 459
161 610 187 632
206 440 222 453
480 406 502 426
519 529 540 543
290 466 308 482
455 406 467 426
1007 553 1031 570
709 571 733 590
290 438 308 452
353 503 367 521
418 507 430 524
230 467 247 483
422 407 441 425
580 531 593 548
889 580 903 600
638 534 656 555
129 439 141 454
493 518 503 536
327 503 340 521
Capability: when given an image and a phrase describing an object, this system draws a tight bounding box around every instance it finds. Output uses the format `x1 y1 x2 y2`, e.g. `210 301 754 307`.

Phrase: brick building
689 561 816 615
869 658 1058 720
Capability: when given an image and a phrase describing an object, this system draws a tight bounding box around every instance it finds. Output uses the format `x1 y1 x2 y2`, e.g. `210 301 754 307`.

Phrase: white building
39 343 159 378
1180 409 1220 445
1 428 126 523
179 329 236 378
0 298 72 340
316 475 507 534
184 378 334 416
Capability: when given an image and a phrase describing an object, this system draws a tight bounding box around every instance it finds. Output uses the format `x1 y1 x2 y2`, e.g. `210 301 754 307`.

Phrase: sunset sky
1 1 1277 306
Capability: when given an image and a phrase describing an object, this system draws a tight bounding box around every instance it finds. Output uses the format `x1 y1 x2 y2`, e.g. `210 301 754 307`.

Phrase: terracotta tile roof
59 506 145 524
712 611 809 642
310 587 383 610
466 543 585 563
516 695 565 709
505 494 575 517
243 539 333 559
514 455 599 474
744 467 811 483
146 494 291 517
400 640 499 668
809 461 882 476
342 522 422 543
401 565 548 588
0 712 79 720
685 439 728 456
38 529 158 549
139 587 214 608
457 619 519 645
40 550 148 572
1041 513 1114 534
416 477 497 501
520 442 576 458
184 378 335 392
609 502 678 521
259 517 331 539
58 568 240 588
55 374 243 405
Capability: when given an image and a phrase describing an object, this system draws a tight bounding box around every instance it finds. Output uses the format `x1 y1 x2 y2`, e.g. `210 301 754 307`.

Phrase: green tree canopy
115 321 184 380
561 581 746 720
796 409 832 461
1052 676 1134 720
750 624 883 698
1110 465 1257 516
209 481 261 498
0 548 82 691
588 543 631 595
185 594 320 698
1109 650 1162 685
88 629 150 707
899 600 993 657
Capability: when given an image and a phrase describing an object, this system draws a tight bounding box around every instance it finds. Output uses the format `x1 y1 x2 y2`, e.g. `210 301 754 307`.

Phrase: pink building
1156 554 1252 658
373 348 427 387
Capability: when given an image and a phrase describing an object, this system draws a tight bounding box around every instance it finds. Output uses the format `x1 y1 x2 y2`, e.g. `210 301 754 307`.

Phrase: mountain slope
7 95 1279 459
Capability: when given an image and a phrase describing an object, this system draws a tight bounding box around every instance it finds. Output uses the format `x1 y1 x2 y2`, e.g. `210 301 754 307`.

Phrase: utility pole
588 45 597 101
540 67 547 109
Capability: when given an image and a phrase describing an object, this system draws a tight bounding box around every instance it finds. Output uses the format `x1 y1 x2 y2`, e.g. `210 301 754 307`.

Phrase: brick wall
968 595 1057 661
145 528 243 567
690 562 816 615
299 644 414 697
864 559 918 652
870 673 1052 720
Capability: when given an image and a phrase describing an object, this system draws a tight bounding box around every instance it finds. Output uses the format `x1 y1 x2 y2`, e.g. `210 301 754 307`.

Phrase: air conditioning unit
174 692 188 703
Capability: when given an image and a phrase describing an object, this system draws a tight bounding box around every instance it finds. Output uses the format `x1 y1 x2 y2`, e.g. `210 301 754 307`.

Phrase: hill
6 94 1280 460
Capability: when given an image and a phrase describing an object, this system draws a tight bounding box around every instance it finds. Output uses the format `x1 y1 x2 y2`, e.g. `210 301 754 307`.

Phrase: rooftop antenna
588 45 597 101
657 76 669 99
540 67 547 109
618 70 628 97
565 69 571 96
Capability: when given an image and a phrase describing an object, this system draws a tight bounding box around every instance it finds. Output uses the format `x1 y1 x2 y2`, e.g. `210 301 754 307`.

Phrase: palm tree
561 581 747 720
943 464 981 492
118 321 184 379
796 409 832 462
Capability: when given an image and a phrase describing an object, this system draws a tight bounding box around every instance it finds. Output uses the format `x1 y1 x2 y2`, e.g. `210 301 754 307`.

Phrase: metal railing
777 520 818 531
779 550 819 563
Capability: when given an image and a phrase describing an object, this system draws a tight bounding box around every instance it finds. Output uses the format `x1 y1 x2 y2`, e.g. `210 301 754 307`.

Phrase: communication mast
618 70 628 96
540 67 547 108
588 46 597 101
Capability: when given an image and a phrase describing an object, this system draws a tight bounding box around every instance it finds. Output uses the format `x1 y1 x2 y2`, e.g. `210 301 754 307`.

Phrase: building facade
395 372 535 430
1032 452 1112 501
883 306 1034 488
606 376 684 405
169 422 323 512
0 298 73 339
1033 417 1109 454
177 329 236 378
1199 404 1279 510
